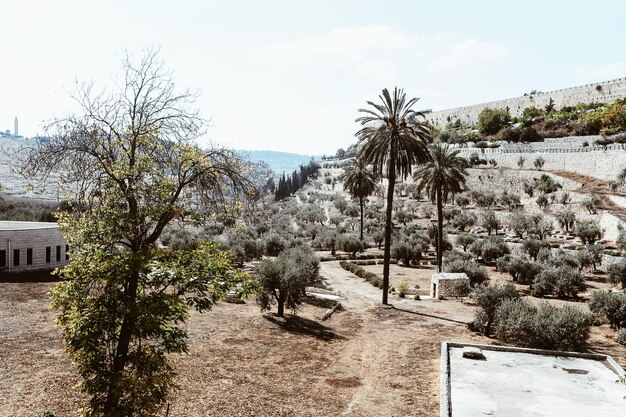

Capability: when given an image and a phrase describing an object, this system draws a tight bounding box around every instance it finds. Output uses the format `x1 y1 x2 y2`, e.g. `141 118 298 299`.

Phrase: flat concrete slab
441 342 626 417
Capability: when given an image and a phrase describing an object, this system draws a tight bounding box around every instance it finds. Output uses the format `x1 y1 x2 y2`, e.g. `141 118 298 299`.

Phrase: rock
462 346 486 360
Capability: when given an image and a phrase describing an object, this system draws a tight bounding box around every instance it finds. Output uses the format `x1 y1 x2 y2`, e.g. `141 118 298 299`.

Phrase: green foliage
35 411 55 417
339 234 365 257
455 233 476 251
497 255 542 284
532 174 562 194
494 299 590 351
607 258 626 288
339 261 383 288
23 50 255 416
478 107 511 135
517 156 526 169
256 247 320 316
356 87 431 304
531 265 585 299
444 251 489 287
554 207 576 232
470 283 518 335
450 211 476 232
391 236 429 266
588 291 626 330
469 236 510 264
575 219 602 245
498 191 521 211
263 232 287 256
479 209 501 236
533 157 545 170
522 238 551 261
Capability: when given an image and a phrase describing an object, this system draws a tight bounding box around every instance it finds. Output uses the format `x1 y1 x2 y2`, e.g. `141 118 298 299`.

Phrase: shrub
522 239 551 261
533 157 545 170
444 258 489 287
575 219 602 245
263 232 287 256
35 411 55 417
455 233 476 252
495 299 590 351
478 108 511 135
497 255 542 284
480 236 510 264
470 283 518 335
588 291 626 330
531 266 585 299
607 258 626 288
339 234 365 258
451 211 477 232
391 239 428 266
397 281 409 297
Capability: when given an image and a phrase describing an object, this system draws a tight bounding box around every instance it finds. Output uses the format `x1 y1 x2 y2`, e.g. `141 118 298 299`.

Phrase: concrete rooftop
0 221 58 230
441 342 626 417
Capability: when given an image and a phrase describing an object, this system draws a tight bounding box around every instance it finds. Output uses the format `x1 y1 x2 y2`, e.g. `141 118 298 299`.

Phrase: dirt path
550 170 626 221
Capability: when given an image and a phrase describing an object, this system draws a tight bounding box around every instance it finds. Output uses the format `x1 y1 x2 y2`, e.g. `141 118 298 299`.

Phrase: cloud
428 38 510 72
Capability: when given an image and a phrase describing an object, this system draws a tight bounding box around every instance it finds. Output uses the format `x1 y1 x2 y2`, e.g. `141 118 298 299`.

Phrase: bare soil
1 261 625 416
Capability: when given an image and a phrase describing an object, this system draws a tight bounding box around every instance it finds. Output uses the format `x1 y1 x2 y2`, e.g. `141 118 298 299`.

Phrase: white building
0 221 68 274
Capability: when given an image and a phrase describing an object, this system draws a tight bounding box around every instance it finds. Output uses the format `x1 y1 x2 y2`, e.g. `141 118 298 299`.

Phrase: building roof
0 221 59 231
432 273 468 283
441 341 626 417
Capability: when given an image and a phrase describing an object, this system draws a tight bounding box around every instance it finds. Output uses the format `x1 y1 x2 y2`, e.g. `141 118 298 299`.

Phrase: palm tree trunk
382 171 396 305
437 186 444 273
359 196 364 241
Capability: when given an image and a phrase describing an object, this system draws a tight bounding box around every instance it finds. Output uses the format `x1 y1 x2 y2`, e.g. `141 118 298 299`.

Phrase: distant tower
13 117 18 137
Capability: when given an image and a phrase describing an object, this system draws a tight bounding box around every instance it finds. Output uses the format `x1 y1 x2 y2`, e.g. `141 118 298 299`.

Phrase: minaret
14 117 18 137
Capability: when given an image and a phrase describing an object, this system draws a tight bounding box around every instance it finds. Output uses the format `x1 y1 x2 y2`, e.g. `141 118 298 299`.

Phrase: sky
1 0 625 155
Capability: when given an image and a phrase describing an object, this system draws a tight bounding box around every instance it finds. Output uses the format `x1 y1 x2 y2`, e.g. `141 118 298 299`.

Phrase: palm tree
341 156 377 241
413 144 469 272
356 87 431 304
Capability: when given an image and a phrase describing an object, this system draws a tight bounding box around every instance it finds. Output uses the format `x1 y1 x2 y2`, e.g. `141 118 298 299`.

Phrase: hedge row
339 261 384 289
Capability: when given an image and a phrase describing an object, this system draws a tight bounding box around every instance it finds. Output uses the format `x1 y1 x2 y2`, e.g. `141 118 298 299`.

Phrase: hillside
238 149 319 176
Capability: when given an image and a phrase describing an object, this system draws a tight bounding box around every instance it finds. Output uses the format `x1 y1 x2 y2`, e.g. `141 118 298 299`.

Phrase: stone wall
457 145 626 180
427 77 626 127
0 225 68 272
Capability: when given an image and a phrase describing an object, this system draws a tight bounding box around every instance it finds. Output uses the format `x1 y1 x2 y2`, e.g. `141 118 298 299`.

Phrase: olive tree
256 246 320 317
18 50 254 416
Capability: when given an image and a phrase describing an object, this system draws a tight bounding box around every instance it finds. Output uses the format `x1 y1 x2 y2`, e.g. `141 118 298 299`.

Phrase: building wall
0 226 68 273
426 77 626 128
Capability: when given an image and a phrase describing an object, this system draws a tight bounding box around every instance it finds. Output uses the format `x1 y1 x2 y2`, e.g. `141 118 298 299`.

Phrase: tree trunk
437 187 444 273
382 171 396 305
277 299 285 317
104 270 139 415
359 196 364 241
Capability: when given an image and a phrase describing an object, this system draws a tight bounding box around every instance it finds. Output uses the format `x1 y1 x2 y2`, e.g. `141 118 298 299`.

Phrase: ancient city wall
427 77 626 127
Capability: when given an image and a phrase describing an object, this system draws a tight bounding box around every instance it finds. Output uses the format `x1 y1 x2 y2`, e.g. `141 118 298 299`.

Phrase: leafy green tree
341 157 377 240
478 107 511 135
413 144 468 272
357 87 431 304
21 50 253 416
451 211 476 232
256 247 320 317
471 283 518 335
607 258 626 288
339 234 365 258
576 219 602 245
455 233 476 252
555 207 576 232
517 156 526 169
479 209 501 236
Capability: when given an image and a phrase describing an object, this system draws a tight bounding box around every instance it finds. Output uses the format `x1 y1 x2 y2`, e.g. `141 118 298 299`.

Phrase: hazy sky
1 0 625 155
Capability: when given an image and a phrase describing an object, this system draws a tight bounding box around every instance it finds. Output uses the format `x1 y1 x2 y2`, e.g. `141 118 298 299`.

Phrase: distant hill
238 150 320 176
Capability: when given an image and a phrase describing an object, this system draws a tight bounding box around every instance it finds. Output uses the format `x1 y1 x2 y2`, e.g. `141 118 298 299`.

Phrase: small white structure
431 273 469 298
0 221 68 274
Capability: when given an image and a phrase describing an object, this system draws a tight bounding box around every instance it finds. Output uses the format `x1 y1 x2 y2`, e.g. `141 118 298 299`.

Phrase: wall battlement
426 77 626 127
